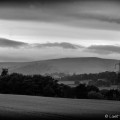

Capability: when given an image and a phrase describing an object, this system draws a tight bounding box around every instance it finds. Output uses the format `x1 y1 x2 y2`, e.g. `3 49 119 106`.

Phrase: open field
0 94 120 120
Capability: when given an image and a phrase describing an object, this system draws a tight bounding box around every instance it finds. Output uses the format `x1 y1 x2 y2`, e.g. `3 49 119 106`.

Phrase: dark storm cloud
70 13 120 25
0 0 77 2
0 0 118 3
0 0 120 28
34 42 83 49
0 0 119 6
0 0 78 4
0 38 28 48
86 45 120 54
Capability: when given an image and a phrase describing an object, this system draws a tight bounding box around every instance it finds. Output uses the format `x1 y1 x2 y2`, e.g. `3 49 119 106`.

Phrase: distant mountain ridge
0 57 119 75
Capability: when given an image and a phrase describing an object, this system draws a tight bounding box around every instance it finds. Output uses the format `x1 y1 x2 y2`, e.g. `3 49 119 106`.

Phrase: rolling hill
0 57 118 75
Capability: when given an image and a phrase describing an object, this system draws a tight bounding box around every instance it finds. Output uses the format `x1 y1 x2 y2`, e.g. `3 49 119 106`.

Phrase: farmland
0 94 120 120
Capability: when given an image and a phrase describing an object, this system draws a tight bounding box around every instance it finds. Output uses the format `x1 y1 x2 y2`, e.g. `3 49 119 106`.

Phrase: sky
0 0 120 62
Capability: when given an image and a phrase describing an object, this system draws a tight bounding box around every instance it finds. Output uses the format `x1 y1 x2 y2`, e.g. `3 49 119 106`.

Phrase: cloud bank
0 38 28 48
1 38 120 62
86 45 120 54
34 42 83 49
1 38 120 55
0 38 82 49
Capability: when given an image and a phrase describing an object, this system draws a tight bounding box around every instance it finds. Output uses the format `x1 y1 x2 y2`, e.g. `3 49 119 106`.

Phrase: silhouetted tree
116 73 120 84
87 85 99 92
75 84 88 98
1 68 8 76
88 91 104 99
106 89 120 100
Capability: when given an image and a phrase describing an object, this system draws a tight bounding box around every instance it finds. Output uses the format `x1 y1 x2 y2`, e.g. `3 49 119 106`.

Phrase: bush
106 89 120 100
100 89 109 99
88 91 104 99
87 85 99 92
95 80 111 87
59 84 75 98
75 84 88 98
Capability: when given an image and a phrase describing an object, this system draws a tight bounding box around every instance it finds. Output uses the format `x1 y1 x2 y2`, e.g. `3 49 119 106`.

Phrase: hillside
0 57 118 75
0 94 120 119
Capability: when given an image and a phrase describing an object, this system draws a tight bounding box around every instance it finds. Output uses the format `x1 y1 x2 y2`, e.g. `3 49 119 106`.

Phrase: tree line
59 71 120 85
0 71 120 101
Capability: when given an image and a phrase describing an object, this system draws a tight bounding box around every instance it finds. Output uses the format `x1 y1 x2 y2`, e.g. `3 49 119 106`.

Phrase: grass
0 94 120 120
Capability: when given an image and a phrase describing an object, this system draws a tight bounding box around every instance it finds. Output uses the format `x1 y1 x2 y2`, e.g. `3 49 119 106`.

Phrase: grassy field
0 94 120 120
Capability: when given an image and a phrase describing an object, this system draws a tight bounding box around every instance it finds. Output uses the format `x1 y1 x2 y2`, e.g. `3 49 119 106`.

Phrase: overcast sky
0 0 120 62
